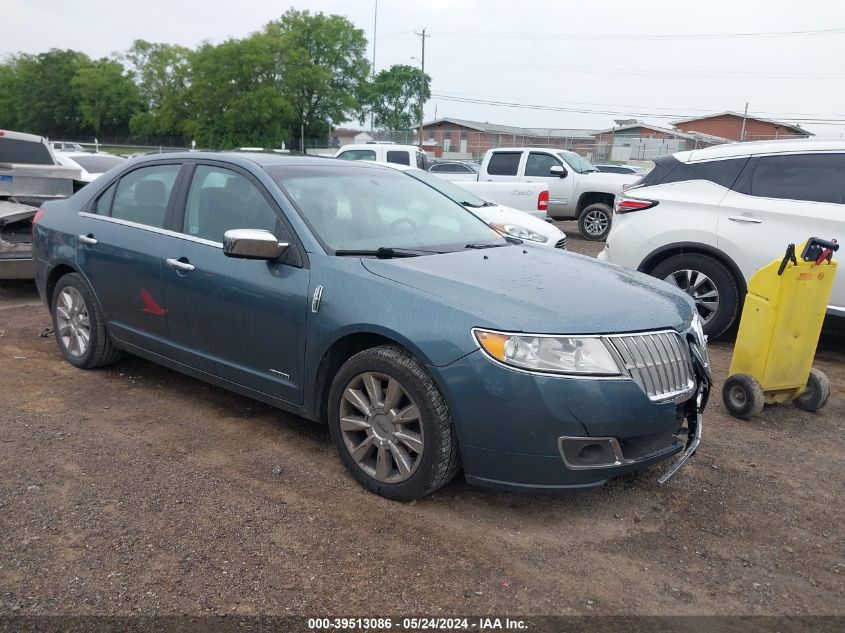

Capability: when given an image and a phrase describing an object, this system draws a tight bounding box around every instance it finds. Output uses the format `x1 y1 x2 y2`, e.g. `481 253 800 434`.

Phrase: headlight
474 329 622 375
489 222 548 243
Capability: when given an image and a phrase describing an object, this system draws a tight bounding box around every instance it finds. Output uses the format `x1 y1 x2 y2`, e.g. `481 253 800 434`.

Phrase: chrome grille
608 331 695 402
554 238 567 250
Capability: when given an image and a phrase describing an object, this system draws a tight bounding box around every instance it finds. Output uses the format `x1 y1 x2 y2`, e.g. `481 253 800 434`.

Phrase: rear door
158 161 311 403
718 152 845 312
76 162 184 352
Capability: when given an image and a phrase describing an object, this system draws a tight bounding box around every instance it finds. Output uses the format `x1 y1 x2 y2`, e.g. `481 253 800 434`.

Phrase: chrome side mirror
223 229 289 260
549 165 567 178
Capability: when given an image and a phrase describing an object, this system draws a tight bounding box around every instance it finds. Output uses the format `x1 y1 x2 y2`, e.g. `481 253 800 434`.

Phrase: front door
76 162 183 352
159 163 310 404
520 151 574 216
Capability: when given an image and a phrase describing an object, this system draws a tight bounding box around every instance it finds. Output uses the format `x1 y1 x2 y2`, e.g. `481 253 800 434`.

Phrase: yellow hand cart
723 237 838 419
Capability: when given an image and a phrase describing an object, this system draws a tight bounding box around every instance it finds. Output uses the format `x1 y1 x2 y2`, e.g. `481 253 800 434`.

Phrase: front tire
650 253 741 338
51 273 122 369
327 345 461 501
578 203 612 241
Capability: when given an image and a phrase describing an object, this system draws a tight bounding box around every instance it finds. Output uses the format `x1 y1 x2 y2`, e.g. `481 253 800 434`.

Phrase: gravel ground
0 227 843 619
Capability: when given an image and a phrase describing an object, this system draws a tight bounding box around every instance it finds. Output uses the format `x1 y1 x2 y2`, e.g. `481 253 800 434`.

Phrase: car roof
676 138 845 163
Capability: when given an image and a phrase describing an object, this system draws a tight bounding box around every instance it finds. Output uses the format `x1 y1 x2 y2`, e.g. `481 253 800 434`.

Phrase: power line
430 26 845 41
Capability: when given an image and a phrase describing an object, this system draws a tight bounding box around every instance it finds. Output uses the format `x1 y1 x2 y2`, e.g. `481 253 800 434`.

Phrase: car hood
467 204 563 241
579 171 639 191
361 246 694 334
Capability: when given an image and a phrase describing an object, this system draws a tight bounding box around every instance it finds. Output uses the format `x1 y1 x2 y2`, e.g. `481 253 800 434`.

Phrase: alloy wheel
663 269 720 324
582 209 609 237
339 371 424 484
55 287 90 358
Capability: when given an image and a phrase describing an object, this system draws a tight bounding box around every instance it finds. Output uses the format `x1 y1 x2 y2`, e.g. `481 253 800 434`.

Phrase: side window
110 164 180 228
183 165 280 243
386 150 410 166
525 152 561 177
429 163 445 172
745 154 845 204
94 181 117 215
336 149 376 161
486 152 521 176
416 152 427 170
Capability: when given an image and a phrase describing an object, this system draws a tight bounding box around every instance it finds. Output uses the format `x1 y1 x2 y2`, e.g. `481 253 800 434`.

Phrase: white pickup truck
475 148 639 240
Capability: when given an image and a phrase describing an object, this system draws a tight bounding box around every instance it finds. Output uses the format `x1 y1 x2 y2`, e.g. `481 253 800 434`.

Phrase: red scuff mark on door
140 289 168 316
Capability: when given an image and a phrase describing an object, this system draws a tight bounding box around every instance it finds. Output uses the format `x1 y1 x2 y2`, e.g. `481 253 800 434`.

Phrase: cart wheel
722 374 765 420
794 368 831 412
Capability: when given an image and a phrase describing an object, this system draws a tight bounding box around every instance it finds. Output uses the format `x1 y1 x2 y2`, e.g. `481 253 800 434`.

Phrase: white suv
598 139 845 337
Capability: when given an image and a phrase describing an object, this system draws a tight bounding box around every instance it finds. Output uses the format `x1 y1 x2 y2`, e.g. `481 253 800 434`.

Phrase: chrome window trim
78 211 223 249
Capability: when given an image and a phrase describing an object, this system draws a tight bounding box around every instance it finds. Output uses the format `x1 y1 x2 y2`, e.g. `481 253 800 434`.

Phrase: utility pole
740 102 748 142
370 0 377 133
415 28 429 147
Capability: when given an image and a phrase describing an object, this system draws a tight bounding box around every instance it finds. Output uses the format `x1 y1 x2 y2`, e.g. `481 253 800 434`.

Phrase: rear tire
722 374 765 420
578 203 612 241
794 368 830 412
327 345 461 501
51 273 122 369
650 253 740 339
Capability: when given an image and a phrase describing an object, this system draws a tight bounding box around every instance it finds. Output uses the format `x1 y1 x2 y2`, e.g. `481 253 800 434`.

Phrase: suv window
525 152 561 177
386 150 410 166
184 165 279 243
486 152 521 176
637 155 747 189
0 137 54 165
337 149 376 161
741 153 845 204
111 164 181 228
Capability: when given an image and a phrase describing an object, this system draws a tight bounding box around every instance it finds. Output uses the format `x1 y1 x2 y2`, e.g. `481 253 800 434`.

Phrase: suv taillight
538 190 549 211
615 197 657 214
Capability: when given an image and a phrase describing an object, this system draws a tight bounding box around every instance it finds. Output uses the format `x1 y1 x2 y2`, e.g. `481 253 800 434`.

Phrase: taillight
615 197 657 214
31 208 45 235
538 190 549 211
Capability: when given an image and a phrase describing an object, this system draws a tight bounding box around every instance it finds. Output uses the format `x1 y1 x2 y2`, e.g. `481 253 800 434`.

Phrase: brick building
418 118 597 158
592 122 729 161
672 112 812 142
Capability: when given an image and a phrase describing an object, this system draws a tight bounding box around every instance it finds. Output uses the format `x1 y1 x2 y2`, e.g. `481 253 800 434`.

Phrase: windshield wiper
334 247 439 258
464 240 514 249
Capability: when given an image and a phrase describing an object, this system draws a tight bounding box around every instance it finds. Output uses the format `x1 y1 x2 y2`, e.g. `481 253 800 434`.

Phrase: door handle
728 215 763 224
78 234 98 245
166 258 196 272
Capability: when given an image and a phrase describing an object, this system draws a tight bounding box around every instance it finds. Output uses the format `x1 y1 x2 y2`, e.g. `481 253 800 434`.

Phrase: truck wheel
794 368 831 412
649 253 740 339
327 345 461 501
578 203 612 241
51 273 122 369
722 374 765 420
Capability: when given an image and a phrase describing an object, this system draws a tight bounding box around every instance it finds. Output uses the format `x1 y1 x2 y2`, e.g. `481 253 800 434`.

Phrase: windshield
71 155 125 173
405 169 489 208
558 151 598 174
267 164 506 254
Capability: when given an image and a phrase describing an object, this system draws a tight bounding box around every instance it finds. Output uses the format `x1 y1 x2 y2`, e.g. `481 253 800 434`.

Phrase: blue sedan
32 153 710 500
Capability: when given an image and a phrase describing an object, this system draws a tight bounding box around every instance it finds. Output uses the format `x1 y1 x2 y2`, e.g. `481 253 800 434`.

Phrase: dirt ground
1 226 843 619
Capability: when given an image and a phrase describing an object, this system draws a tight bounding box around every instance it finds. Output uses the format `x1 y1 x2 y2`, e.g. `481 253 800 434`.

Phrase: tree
125 40 192 139
263 9 370 149
1 49 91 137
359 64 431 131
186 36 293 148
72 59 142 136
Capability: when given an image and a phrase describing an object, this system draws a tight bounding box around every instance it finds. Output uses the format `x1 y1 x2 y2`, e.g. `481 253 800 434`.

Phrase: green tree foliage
125 40 192 139
186 36 293 148
72 59 143 135
0 49 91 137
264 9 370 149
359 64 431 131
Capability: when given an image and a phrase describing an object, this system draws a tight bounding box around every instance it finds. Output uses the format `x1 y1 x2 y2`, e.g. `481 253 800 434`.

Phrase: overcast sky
6 0 845 136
